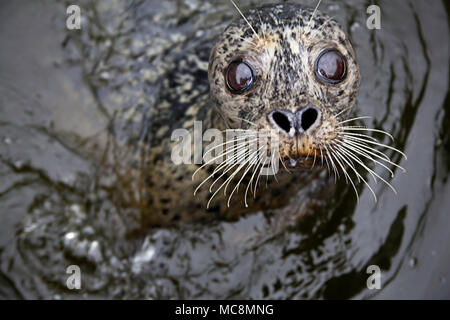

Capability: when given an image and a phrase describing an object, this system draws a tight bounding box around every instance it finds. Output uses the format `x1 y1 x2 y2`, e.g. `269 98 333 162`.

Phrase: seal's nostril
270 111 293 134
300 107 320 131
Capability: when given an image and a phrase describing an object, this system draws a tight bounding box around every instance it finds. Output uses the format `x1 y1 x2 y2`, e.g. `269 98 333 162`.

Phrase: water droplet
99 72 110 80
82 226 95 236
13 160 25 169
409 257 417 268
64 232 78 241
328 4 340 11
351 22 361 32
24 223 37 233
63 232 79 248
88 241 103 263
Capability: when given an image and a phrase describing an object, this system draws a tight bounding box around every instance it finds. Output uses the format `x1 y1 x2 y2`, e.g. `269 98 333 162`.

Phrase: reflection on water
0 0 449 299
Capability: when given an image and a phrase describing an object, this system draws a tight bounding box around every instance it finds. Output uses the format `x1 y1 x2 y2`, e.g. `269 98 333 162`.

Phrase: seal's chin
281 155 322 170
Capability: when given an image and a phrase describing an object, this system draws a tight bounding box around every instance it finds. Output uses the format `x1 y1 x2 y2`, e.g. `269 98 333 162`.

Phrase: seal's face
209 4 360 169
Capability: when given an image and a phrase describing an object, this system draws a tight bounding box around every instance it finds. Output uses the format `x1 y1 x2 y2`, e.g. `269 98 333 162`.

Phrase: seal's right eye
225 61 255 93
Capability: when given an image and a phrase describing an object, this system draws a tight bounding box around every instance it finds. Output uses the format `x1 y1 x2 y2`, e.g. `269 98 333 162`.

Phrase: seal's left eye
314 49 347 84
225 61 255 93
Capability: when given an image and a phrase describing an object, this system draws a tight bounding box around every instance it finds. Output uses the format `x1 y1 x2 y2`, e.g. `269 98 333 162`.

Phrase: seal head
208 4 361 169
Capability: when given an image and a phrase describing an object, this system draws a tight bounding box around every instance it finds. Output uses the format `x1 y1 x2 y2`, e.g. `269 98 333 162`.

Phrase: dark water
0 0 449 299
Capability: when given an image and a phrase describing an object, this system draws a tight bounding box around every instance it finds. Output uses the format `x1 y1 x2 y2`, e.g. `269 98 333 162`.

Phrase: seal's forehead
222 3 354 58
226 4 350 43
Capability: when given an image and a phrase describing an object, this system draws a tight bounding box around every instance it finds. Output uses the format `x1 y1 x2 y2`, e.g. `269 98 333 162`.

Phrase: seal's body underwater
116 3 404 228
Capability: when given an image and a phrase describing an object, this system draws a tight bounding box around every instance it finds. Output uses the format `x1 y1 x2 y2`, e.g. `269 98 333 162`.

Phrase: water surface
0 0 449 299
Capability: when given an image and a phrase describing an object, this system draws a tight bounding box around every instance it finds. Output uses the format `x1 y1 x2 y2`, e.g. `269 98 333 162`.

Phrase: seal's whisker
235 149 262 196
305 147 312 160
330 148 350 184
230 0 260 40
270 152 279 183
256 11 267 42
323 147 335 180
249 150 267 195
335 144 378 184
335 104 354 118
213 141 256 174
328 142 352 183
338 137 391 162
328 148 342 183
206 150 254 208
312 152 317 169
192 137 258 180
253 156 268 198
333 146 376 202
205 142 256 203
328 146 361 202
339 138 405 173
248 155 262 195
307 0 323 29
337 143 398 196
194 142 253 195
280 153 292 173
338 127 395 141
338 140 396 177
317 15 335 32
339 135 407 160
236 117 257 127
324 144 339 182
324 152 333 178
224 145 263 197
208 136 259 164
338 116 372 125
203 134 258 158
208 142 256 190
203 137 256 160
222 128 257 132
244 159 260 206
237 35 258 48
319 147 328 171
337 131 380 142
318 112 409 201
195 138 258 188
213 133 270 172
232 145 265 207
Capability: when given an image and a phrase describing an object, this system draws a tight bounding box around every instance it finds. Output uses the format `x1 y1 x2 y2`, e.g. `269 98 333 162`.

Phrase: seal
111 3 405 228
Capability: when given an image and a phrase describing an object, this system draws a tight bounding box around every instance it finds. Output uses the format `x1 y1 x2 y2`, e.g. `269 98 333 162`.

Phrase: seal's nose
268 110 296 137
269 106 322 135
296 105 321 132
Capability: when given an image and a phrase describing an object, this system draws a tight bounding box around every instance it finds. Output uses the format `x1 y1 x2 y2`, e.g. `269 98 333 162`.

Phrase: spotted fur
209 4 360 161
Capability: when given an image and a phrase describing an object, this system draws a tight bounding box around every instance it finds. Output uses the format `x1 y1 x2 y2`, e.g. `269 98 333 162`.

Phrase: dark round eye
314 49 347 84
225 61 255 93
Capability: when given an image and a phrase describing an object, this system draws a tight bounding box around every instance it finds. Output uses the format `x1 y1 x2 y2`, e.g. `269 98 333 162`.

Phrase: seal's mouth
279 134 327 170
281 155 322 170
193 116 407 207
